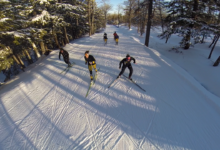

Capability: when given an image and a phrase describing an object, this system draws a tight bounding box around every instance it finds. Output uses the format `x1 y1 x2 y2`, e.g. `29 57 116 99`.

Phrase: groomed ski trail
0 25 220 150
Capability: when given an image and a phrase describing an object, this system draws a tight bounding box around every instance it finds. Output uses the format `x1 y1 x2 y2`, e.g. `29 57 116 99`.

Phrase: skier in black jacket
59 48 71 67
117 54 136 80
103 33 108 45
84 51 97 81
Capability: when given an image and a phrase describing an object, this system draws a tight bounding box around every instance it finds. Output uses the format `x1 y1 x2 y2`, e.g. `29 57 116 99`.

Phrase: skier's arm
91 55 96 62
131 57 136 63
119 59 123 68
84 56 87 64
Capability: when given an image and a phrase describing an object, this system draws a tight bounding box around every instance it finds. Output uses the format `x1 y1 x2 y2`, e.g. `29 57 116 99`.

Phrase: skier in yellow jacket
84 51 97 81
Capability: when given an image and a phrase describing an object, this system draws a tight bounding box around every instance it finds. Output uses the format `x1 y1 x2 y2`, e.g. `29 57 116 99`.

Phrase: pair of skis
85 68 100 97
108 75 146 92
60 62 75 74
85 70 146 97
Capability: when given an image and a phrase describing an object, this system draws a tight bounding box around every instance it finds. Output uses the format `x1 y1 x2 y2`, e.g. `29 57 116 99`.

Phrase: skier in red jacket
117 54 136 80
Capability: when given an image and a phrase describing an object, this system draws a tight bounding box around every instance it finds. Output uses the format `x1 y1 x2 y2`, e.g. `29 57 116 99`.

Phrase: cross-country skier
117 54 136 80
113 31 117 40
59 48 72 67
103 33 108 45
115 34 119 45
84 51 97 81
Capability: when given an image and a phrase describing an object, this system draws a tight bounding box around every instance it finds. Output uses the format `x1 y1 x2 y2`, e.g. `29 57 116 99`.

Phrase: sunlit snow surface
0 25 220 150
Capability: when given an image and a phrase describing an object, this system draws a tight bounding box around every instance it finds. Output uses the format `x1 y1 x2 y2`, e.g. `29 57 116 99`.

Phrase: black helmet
126 54 130 58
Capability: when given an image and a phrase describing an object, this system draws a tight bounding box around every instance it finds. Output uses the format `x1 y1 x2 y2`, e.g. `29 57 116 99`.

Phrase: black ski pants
64 57 71 65
119 65 133 78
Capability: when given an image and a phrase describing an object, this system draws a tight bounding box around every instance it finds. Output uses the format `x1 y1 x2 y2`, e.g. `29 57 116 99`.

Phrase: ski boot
90 76 94 84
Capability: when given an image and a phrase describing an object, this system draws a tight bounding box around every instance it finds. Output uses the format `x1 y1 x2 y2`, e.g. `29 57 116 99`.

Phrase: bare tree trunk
25 50 33 64
105 13 107 27
40 42 46 54
208 35 219 59
158 1 164 32
45 44 48 51
64 27 69 44
209 35 217 48
62 40 65 46
140 5 148 36
137 0 140 32
213 56 220 66
91 0 95 34
128 7 132 29
7 47 25 71
166 34 170 43
145 0 153 47
118 10 120 28
11 53 20 65
16 55 25 68
201 34 205 43
88 0 91 36
31 41 41 58
53 31 60 49
184 0 199 49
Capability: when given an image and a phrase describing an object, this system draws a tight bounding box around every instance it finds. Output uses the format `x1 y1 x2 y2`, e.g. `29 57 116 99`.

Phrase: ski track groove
106 67 159 149
97 90 123 149
96 122 119 149
87 96 101 147
33 115 44 148
3 26 220 149
83 104 99 150
42 96 72 150
121 96 160 148
103 84 140 149
2 77 61 149
50 40 102 150
139 102 159 149
0 93 25 119
110 132 125 150
9 128 16 149
72 38 102 150
0 29 144 149
86 29 153 148
82 36 129 149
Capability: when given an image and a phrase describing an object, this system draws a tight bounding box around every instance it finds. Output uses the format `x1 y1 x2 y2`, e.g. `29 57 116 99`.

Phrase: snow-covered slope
0 25 220 150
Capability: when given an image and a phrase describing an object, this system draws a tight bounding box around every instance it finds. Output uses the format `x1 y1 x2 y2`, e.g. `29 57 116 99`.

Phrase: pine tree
0 0 104 76
160 0 220 49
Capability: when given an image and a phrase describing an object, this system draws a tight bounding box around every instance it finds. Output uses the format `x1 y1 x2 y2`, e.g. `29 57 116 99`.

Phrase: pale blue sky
96 0 125 14
97 0 171 14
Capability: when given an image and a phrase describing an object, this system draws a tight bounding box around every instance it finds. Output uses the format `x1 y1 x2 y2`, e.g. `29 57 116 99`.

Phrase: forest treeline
1 0 220 82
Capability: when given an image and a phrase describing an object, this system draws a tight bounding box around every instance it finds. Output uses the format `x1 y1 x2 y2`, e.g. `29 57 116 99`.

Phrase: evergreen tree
0 0 105 78
160 0 220 49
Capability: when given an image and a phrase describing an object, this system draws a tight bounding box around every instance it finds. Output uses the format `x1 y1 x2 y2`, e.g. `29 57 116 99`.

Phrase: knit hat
85 51 89 55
